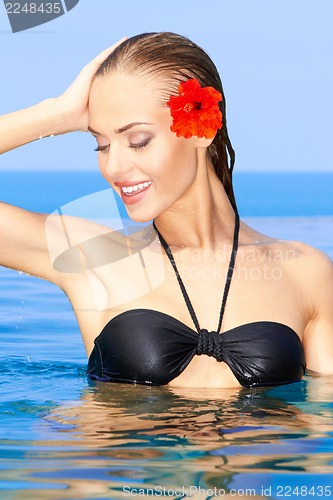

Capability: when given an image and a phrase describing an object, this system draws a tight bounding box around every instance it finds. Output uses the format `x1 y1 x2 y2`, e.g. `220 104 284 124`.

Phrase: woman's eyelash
129 141 150 151
94 141 150 154
94 145 109 153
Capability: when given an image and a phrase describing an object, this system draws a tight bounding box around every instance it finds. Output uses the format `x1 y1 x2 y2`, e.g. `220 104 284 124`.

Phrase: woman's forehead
89 72 170 133
91 71 165 104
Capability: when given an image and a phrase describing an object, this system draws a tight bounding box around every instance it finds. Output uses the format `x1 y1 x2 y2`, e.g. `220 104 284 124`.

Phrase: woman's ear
192 135 215 149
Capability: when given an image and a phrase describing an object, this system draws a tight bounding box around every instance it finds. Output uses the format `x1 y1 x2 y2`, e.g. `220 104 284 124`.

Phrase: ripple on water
1 214 333 497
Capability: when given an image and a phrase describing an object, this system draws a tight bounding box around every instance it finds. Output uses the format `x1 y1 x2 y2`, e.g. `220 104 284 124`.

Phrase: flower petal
167 78 222 139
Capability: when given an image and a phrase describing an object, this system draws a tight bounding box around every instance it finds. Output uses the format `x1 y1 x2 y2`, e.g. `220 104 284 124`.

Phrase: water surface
0 172 332 498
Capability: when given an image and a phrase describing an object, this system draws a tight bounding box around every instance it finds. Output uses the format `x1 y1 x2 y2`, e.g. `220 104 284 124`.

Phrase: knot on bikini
197 329 224 362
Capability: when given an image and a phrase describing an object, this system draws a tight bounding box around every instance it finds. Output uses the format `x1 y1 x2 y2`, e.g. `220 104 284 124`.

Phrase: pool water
1 173 333 498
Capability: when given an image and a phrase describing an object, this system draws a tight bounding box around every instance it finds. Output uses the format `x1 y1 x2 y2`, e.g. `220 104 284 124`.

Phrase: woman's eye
94 145 109 154
129 141 150 152
94 139 151 154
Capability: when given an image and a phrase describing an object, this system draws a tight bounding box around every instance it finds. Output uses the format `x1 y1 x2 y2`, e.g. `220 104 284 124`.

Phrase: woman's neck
154 154 236 251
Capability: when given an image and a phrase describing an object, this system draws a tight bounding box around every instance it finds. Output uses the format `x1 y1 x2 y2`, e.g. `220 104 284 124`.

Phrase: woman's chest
68 249 306 358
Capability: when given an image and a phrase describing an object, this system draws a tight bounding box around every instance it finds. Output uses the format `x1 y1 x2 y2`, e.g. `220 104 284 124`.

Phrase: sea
0 171 332 499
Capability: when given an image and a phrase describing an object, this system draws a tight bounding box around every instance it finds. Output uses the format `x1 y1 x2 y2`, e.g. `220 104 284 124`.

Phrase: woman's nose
103 146 132 180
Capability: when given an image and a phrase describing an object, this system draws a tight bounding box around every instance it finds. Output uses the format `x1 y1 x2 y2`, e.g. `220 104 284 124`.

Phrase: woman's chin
126 211 154 224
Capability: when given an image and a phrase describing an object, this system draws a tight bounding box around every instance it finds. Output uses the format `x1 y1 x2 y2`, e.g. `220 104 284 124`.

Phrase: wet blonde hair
96 32 237 211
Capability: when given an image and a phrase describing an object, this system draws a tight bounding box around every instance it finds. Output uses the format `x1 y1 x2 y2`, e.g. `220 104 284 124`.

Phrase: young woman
1 32 332 389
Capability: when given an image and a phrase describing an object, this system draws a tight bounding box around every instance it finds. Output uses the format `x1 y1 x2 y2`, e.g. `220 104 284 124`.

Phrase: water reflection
15 375 331 498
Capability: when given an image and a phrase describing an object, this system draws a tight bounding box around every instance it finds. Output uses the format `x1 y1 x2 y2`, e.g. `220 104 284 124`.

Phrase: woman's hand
55 37 127 133
0 38 126 155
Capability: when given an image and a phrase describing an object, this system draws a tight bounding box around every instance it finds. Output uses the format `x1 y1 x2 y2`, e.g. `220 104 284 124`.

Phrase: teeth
121 181 151 194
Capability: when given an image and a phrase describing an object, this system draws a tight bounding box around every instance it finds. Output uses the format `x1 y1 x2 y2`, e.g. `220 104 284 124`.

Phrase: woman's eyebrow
87 126 101 136
115 122 153 134
88 122 153 136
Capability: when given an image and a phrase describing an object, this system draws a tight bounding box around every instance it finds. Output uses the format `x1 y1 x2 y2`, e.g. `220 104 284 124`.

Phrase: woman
1 32 332 389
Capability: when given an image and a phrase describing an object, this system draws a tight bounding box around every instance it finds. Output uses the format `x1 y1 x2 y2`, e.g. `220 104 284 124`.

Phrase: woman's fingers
57 37 128 132
87 37 127 70
72 37 127 90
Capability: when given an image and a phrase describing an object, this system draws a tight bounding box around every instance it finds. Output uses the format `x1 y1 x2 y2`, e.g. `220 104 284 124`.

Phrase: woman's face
88 71 201 222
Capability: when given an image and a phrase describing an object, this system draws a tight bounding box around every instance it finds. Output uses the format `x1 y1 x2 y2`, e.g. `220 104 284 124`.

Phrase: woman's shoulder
240 219 332 272
280 238 333 274
261 232 333 300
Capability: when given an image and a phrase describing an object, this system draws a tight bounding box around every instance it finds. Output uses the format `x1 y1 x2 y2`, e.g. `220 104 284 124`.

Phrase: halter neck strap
153 210 240 334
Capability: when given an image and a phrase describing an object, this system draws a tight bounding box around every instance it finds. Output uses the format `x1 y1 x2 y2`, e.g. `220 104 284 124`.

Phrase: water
1 171 333 216
0 172 333 498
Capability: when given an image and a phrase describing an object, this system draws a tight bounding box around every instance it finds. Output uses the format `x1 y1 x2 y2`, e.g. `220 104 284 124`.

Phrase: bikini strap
153 210 240 334
216 210 240 333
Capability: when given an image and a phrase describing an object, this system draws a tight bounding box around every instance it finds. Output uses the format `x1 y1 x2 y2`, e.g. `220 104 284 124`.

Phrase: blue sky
0 0 332 172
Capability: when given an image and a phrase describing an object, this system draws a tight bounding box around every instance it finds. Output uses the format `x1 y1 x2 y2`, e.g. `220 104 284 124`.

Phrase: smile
121 181 152 195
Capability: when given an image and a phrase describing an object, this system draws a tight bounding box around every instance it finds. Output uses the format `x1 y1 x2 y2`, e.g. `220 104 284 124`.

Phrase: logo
45 189 166 311
3 0 80 33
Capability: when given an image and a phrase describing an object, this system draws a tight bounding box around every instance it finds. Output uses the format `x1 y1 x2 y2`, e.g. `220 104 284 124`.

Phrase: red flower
167 78 223 139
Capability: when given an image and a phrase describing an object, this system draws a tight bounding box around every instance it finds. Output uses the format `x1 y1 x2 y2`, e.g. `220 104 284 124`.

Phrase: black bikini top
87 212 306 387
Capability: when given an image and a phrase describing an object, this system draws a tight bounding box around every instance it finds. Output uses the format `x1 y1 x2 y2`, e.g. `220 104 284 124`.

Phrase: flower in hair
167 78 222 139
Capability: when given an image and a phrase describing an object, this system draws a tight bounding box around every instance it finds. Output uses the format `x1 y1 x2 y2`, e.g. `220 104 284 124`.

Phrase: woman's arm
0 98 72 287
0 39 126 154
0 39 126 285
302 247 333 373
0 98 66 154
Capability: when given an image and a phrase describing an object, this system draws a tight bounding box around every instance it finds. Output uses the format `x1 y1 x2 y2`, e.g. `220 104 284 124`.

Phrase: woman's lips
115 181 152 205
